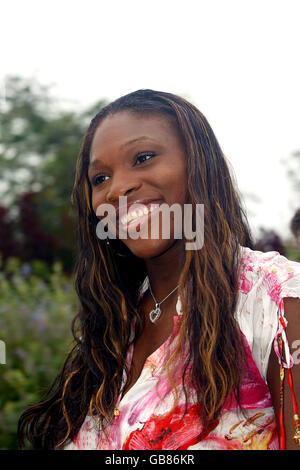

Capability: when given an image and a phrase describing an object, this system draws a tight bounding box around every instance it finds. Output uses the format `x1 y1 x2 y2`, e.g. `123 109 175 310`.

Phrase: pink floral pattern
64 247 300 450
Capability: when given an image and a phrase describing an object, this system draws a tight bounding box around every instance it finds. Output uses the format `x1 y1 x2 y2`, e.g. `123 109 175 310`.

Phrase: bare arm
267 297 300 450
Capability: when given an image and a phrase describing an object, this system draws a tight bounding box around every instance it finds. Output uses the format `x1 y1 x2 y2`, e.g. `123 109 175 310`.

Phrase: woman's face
88 111 188 259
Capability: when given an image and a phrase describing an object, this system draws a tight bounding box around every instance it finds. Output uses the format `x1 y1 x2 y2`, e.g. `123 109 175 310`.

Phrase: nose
106 175 142 203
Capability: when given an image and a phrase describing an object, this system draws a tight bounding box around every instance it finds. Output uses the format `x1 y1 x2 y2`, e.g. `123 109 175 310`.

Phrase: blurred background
0 0 300 450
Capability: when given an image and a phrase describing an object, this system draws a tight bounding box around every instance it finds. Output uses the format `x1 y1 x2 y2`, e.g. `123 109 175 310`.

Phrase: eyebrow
88 136 158 169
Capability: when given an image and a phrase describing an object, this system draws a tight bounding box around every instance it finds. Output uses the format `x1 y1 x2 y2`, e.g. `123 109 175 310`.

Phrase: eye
91 152 157 187
91 174 109 187
135 151 156 165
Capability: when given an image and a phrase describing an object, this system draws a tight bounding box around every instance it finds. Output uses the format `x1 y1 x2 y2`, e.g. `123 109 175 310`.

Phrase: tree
0 205 20 263
0 76 108 270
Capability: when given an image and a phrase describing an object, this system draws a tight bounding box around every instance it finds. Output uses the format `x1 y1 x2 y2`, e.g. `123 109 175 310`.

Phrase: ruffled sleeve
268 255 300 370
236 248 300 382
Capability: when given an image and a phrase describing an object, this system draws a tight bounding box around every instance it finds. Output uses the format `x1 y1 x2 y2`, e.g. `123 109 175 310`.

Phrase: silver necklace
148 281 179 323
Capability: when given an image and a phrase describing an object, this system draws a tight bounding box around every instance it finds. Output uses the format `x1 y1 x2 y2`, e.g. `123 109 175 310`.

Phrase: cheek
164 164 187 203
91 191 104 217
159 155 186 181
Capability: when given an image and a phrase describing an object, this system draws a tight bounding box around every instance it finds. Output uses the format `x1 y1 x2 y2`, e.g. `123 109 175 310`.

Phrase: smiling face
88 111 188 259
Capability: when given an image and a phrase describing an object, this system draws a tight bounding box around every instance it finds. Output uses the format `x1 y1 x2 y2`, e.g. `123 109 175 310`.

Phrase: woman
18 89 300 450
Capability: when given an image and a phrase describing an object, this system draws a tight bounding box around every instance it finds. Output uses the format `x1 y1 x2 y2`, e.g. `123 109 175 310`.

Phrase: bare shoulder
267 297 300 450
284 297 300 322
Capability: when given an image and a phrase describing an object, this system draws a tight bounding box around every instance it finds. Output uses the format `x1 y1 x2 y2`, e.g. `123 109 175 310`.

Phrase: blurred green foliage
0 256 79 450
0 75 108 271
284 240 300 263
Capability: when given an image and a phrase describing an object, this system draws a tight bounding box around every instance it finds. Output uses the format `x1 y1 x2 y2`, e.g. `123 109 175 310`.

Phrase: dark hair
18 89 254 449
290 208 300 238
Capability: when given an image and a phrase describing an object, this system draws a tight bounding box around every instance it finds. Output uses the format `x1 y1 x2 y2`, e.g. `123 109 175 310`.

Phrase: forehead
90 111 179 158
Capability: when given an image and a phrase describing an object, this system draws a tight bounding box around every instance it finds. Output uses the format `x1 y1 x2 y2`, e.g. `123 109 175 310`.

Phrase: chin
124 238 175 259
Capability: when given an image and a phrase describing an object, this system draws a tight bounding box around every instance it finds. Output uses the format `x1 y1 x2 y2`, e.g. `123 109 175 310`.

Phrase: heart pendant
149 306 161 323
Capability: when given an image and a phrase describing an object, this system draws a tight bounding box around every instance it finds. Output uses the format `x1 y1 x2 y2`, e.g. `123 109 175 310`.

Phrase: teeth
121 214 128 225
119 204 158 226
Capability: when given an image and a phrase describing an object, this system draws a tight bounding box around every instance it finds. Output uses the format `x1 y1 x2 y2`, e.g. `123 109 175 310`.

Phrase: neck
144 239 186 301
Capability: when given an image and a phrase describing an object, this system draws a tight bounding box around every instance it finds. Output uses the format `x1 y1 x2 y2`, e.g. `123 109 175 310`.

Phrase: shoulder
283 296 300 355
236 247 300 382
238 246 300 303
267 296 300 450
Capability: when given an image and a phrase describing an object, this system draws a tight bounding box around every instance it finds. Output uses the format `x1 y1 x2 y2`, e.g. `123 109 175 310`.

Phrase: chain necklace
148 281 179 323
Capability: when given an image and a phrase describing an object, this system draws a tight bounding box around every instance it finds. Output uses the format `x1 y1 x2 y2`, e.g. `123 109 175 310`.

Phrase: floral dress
64 247 300 450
